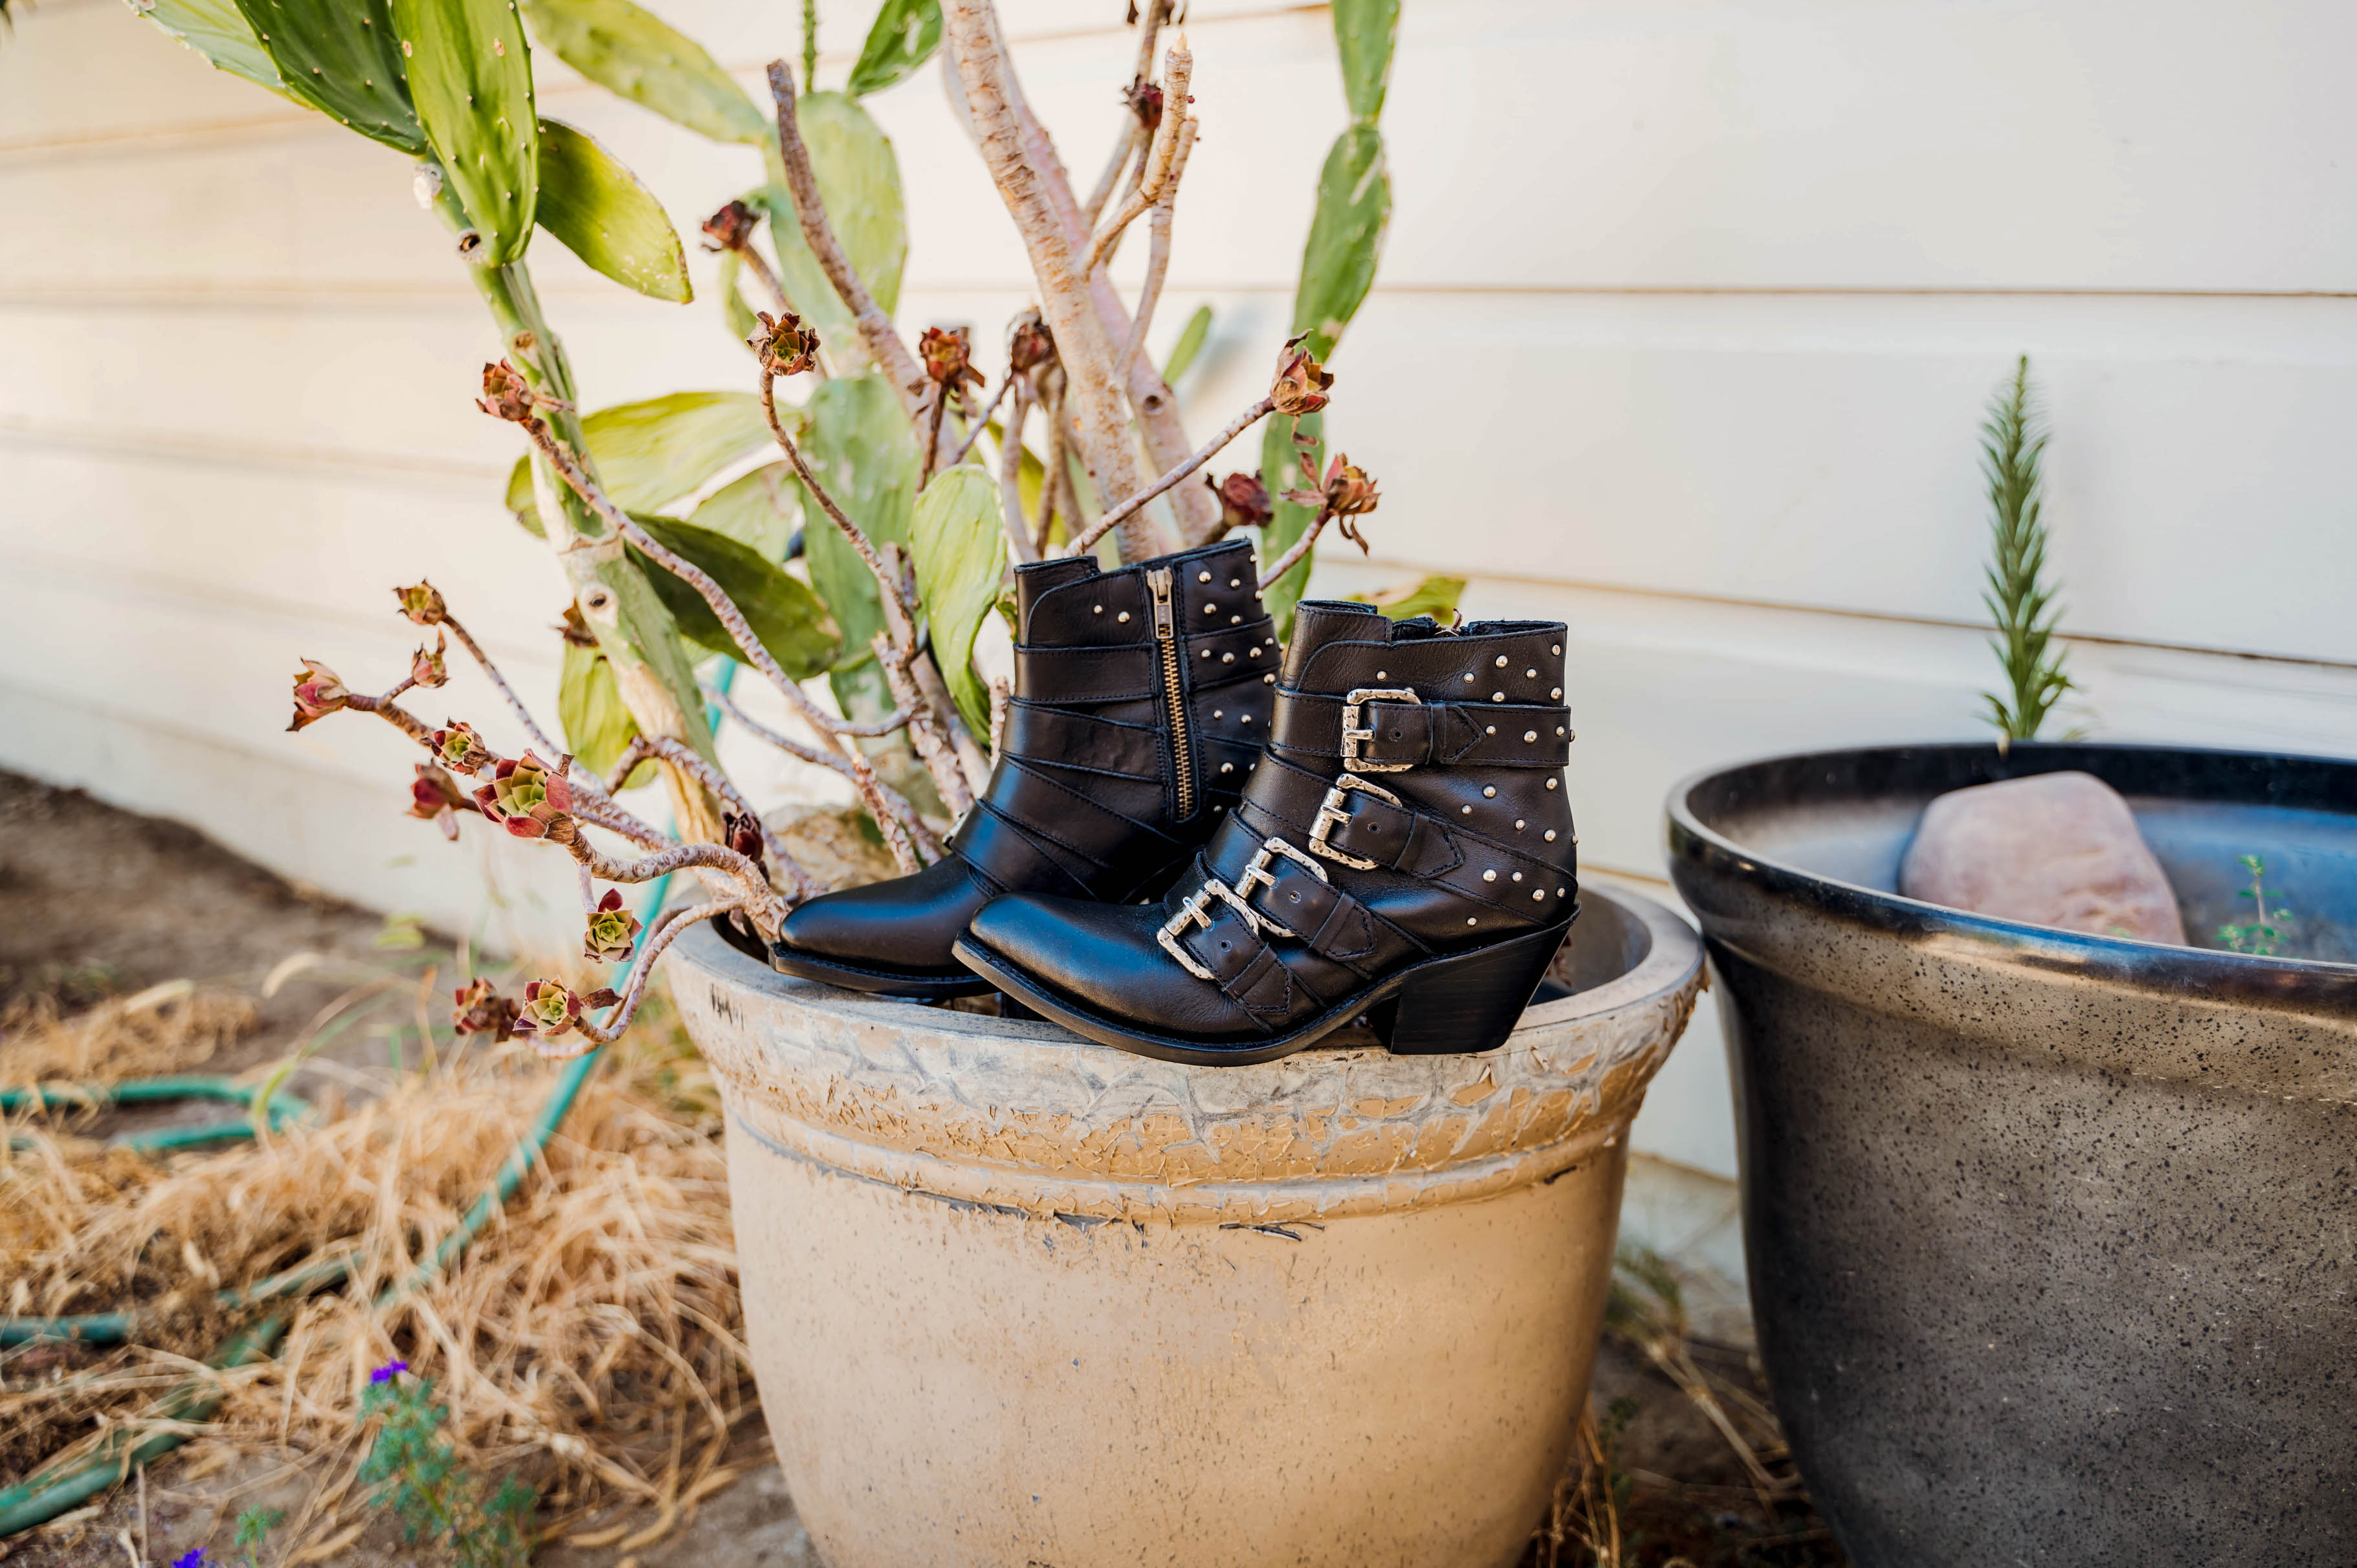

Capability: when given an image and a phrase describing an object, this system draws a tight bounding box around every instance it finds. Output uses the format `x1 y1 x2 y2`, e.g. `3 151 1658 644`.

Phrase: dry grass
1 980 753 1559
1 983 258 1088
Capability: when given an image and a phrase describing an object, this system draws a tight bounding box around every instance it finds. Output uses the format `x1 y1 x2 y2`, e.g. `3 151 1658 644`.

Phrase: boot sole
951 910 1577 1066
765 944 997 1000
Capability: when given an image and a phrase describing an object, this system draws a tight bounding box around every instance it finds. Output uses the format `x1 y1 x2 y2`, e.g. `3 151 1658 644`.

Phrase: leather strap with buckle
1240 757 1573 920
1307 774 1403 869
1230 835 1328 936
1272 689 1571 769
1339 687 1421 773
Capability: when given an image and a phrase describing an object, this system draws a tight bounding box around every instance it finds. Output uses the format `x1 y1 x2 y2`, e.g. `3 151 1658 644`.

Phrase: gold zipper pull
1147 567 1175 640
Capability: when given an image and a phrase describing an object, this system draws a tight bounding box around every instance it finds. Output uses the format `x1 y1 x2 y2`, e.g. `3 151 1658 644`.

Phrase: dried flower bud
700 199 758 254
1127 78 1166 132
1268 336 1334 418
410 632 449 690
430 720 496 776
1320 454 1380 520
555 606 599 649
452 978 520 1042
582 888 643 962
286 659 349 733
476 359 538 425
722 810 768 878
1209 472 1273 531
917 326 986 393
1006 309 1056 375
393 580 448 626
407 762 477 841
750 310 820 377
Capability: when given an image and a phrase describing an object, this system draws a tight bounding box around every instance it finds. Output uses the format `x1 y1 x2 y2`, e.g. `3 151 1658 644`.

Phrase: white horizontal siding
5 0 2354 1178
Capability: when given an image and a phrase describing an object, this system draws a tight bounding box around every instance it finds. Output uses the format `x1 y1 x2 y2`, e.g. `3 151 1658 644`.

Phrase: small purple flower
369 1360 409 1385
173 1550 206 1568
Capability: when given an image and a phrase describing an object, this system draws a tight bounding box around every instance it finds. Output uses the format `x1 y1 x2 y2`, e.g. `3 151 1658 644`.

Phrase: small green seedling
2217 854 2294 956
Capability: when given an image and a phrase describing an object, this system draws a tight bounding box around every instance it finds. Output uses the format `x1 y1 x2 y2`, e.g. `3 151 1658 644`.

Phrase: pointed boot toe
773 858 995 997
953 601 1581 1065
765 538 1278 998
961 893 1265 1043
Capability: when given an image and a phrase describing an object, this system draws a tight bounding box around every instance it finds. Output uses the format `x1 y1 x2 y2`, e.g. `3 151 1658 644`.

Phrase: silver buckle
1307 773 1402 870
1156 887 1219 980
1340 687 1421 773
1232 836 1328 938
1157 879 1254 980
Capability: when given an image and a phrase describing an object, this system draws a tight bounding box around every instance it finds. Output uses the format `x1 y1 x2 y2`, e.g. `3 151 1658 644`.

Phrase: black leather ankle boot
769 538 1278 997
955 601 1578 1061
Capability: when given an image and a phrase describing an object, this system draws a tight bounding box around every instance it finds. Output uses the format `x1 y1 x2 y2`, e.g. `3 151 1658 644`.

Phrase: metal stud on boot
769 538 1277 997
955 601 1578 1061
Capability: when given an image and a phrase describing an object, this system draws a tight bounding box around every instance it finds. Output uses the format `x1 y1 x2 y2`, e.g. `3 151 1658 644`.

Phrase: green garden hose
0 669 729 1536
3 1074 305 1158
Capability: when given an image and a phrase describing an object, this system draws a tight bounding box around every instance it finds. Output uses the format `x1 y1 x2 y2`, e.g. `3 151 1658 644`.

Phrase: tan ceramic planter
668 885 1702 1568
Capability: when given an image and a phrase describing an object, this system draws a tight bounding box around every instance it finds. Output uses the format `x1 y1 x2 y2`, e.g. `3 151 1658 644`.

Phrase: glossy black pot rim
1666 740 2357 1010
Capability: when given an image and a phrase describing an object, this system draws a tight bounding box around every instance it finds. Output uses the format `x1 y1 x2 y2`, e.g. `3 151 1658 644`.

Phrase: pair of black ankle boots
764 537 1577 1066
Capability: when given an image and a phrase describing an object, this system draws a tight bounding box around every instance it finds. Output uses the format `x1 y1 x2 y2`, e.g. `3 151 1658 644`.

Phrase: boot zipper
1147 566 1196 819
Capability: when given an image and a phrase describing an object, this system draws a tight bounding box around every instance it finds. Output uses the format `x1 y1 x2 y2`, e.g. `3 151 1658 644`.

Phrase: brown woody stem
440 613 560 758
766 61 927 419
1257 505 1334 590
948 373 1015 470
1069 395 1275 556
707 687 938 867
608 734 823 901
997 374 1039 565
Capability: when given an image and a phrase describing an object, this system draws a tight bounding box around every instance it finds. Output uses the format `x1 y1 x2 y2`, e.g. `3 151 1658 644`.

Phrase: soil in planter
3 770 1842 1568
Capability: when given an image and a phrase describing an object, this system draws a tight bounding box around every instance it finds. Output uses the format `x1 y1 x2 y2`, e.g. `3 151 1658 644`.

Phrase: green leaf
632 515 841 679
234 0 423 152
517 0 766 144
1256 410 1322 641
138 0 286 91
535 118 690 302
1161 303 1213 386
690 461 803 559
558 639 647 782
799 372 918 672
845 0 941 98
392 0 538 265
1291 124 1391 357
759 92 905 356
1349 574 1465 624
713 247 762 350
909 466 1004 736
503 391 776 518
1331 0 1400 123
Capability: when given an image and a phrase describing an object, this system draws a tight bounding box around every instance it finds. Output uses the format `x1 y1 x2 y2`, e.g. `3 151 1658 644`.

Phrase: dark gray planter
1665 742 2357 1568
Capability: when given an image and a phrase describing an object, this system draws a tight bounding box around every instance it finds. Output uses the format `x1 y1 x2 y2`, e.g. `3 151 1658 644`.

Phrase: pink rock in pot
1898 771 2188 944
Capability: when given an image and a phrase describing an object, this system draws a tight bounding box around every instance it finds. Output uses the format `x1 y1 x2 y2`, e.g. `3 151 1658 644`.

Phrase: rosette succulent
473 751 575 840
582 889 642 962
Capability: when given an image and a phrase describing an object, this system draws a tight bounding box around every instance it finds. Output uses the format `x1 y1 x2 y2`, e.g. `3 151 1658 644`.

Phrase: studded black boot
768 538 1278 997
954 601 1577 1061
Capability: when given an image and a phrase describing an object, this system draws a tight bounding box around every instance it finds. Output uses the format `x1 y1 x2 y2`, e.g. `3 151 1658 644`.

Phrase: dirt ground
1 770 1843 1568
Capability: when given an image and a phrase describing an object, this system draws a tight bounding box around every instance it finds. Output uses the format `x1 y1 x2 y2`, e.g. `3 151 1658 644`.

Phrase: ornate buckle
1307 773 1402 870
1232 836 1328 938
1157 879 1255 980
1340 687 1421 773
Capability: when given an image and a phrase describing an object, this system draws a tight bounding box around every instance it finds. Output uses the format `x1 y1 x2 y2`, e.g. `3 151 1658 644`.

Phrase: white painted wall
5 0 2354 1178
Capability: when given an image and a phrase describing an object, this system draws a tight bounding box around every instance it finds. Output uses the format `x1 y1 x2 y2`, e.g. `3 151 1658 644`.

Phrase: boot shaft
957 538 1278 898
1266 601 1576 890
